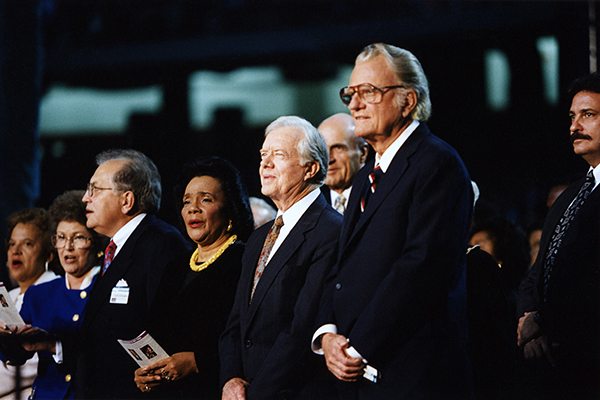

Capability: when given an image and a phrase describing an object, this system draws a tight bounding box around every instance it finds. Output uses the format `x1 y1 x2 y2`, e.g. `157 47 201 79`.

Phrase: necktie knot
334 194 347 214
361 165 384 212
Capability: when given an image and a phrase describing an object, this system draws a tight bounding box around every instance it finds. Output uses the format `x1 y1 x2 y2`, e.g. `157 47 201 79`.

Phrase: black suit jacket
219 193 342 400
518 175 600 386
146 243 244 399
70 215 190 399
320 186 332 205
317 123 473 399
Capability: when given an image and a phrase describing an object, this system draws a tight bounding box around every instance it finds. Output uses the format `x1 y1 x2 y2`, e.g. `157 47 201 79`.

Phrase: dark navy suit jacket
66 214 190 399
317 123 473 399
220 193 342 400
518 174 600 391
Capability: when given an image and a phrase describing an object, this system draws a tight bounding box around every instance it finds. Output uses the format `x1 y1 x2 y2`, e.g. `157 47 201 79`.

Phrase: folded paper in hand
0 283 24 328
118 331 169 368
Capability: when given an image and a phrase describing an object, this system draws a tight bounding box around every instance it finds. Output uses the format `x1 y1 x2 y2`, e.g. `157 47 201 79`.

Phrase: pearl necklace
189 235 237 272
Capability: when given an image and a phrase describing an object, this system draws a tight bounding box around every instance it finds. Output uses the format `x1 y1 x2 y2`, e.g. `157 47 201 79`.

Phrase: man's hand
222 377 249 400
522 335 556 366
321 333 364 381
16 325 55 353
517 311 540 347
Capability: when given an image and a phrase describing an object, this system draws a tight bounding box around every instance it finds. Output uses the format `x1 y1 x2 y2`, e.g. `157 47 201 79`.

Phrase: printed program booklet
118 330 169 367
0 283 24 328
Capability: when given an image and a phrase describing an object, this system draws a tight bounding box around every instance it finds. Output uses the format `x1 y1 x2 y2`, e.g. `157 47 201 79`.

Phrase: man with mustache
517 73 600 399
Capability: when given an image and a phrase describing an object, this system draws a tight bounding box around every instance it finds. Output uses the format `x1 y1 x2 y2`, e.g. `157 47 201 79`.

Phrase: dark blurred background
0 0 596 284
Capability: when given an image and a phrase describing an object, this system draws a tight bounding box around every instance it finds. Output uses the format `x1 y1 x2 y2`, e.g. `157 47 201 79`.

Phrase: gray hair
265 116 329 187
96 149 162 214
357 43 431 121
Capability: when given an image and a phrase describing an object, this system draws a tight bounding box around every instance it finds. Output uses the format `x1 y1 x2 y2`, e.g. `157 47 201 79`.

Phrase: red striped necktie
360 165 383 212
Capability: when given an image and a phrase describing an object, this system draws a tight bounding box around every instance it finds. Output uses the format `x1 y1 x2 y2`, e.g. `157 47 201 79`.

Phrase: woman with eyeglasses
0 190 107 399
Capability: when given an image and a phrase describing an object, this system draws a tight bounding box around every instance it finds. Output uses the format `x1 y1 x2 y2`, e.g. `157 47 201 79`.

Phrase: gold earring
227 220 233 232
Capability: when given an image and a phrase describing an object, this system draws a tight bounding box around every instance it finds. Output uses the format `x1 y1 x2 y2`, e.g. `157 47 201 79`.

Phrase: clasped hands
517 311 556 365
134 351 198 393
0 320 55 353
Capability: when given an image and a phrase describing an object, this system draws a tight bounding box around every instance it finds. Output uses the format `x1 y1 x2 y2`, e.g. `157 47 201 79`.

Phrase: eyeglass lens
52 235 91 249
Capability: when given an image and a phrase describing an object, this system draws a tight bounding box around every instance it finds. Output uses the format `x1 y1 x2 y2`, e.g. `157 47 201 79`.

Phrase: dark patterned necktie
542 170 595 301
360 165 384 212
251 216 284 301
102 240 117 276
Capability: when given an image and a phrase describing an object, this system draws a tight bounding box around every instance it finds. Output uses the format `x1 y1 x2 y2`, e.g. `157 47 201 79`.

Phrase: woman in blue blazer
0 190 108 399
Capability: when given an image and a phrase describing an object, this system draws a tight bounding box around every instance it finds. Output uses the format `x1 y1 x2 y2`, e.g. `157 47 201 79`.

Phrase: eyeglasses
85 183 115 197
52 234 93 249
339 83 406 106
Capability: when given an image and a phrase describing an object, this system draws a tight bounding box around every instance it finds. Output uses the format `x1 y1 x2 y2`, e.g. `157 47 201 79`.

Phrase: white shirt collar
111 213 147 257
65 266 101 290
277 188 320 229
267 188 320 264
330 186 352 205
375 120 420 172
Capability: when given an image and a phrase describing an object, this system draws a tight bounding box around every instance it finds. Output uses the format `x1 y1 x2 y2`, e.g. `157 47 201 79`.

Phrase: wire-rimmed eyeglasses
339 83 406 106
85 183 115 197
52 234 93 249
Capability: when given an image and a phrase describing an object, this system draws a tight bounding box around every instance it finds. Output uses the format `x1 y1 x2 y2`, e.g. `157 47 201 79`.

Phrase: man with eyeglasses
60 149 189 399
312 43 473 399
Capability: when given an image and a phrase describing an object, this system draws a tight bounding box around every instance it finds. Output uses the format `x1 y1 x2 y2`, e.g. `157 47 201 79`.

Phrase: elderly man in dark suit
220 116 342 400
312 43 473 399
517 73 600 399
318 113 368 214
63 149 190 398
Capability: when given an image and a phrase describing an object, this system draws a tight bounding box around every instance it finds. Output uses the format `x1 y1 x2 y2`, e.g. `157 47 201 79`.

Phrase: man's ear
120 191 136 215
304 162 320 181
359 143 369 164
401 89 418 119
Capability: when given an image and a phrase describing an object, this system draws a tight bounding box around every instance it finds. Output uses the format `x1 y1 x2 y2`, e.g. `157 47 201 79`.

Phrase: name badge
110 279 130 304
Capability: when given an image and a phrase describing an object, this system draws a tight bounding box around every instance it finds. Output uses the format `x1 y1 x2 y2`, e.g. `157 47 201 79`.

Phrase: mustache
571 132 592 144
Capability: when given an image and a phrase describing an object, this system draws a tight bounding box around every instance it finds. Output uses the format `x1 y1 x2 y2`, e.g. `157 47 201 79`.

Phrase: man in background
318 113 368 214
518 72 600 399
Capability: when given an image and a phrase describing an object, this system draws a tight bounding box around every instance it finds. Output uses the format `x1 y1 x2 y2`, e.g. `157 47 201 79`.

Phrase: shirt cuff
345 344 365 362
52 340 63 364
311 324 338 354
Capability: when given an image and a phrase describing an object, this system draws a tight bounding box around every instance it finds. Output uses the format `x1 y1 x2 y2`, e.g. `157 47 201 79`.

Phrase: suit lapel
83 215 153 328
537 180 584 261
548 181 600 252
342 125 427 253
244 195 325 324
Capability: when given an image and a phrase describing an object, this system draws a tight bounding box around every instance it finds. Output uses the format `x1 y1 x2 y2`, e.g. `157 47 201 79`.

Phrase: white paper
118 330 169 367
0 283 24 328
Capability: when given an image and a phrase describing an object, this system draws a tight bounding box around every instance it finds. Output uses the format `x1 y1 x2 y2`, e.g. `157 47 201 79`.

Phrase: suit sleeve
347 151 472 362
219 244 256 387
517 257 542 317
